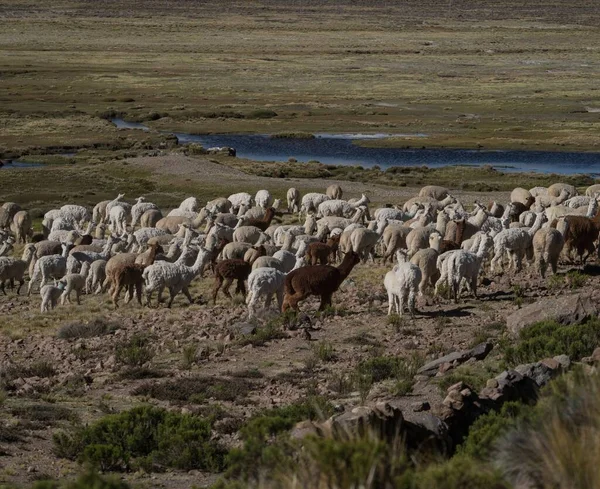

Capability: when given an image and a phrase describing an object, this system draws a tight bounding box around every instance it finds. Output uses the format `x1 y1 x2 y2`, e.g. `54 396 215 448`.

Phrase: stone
515 362 554 387
228 322 256 336
553 354 571 368
506 293 599 335
411 401 430 412
417 343 493 376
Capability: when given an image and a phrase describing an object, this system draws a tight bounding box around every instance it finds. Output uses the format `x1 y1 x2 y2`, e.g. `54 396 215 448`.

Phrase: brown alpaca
440 218 466 253
306 235 340 265
103 242 161 294
282 251 361 312
243 244 267 265
560 215 600 264
243 208 276 231
212 259 252 304
112 263 144 308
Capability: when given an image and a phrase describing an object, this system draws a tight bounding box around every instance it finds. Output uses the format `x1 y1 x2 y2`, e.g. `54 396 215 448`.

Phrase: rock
553 354 571 368
411 401 430 412
515 362 554 387
228 322 256 336
291 420 320 440
506 293 599 335
480 369 539 404
417 342 493 376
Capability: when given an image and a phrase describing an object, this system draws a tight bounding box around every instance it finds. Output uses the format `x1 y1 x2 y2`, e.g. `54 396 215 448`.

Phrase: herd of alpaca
1 180 600 317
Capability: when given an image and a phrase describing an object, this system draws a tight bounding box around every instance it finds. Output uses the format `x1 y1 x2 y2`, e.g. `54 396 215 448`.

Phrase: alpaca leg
157 286 165 303
124 285 133 304
276 289 284 311
182 285 193 304
16 279 24 295
264 292 273 308
318 292 333 311
0 282 5 295
212 276 224 304
237 279 247 298
75 289 81 305
550 255 559 275
387 291 394 315
135 283 143 306
408 291 416 318
113 283 124 308
222 278 233 299
167 287 179 308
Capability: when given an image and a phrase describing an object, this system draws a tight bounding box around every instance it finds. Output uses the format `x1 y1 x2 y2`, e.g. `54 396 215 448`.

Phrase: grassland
1 0 600 158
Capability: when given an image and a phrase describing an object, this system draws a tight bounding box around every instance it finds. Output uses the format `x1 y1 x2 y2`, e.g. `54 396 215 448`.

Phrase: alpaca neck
189 248 209 276
586 199 597 218
351 208 363 223
436 213 448 235
528 214 544 236
470 208 488 227
501 204 512 220
336 255 358 283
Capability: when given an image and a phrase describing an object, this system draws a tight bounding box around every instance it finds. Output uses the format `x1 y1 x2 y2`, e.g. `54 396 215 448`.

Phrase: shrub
414 455 509 489
29 469 131 489
237 322 286 347
114 334 154 367
226 398 333 481
502 318 600 366
57 318 118 340
53 406 225 472
132 376 252 403
457 401 536 459
496 371 600 488
313 341 336 362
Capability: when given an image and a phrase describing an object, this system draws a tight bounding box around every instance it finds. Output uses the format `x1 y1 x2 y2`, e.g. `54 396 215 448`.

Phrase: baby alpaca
40 283 66 313
246 267 285 317
60 261 90 305
213 259 252 304
112 263 145 308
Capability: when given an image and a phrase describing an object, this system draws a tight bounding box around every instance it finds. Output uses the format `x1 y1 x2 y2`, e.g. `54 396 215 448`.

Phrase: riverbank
1 0 600 158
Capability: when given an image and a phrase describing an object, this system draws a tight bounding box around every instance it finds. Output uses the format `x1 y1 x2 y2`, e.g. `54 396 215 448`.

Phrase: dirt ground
0 154 594 488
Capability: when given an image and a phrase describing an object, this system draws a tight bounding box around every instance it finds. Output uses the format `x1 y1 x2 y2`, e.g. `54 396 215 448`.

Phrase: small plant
57 318 118 340
303 354 318 372
434 316 451 335
436 281 451 300
547 273 564 292
182 344 199 369
313 341 336 362
387 313 406 332
328 372 354 394
115 334 154 367
353 372 373 404
238 323 286 347
346 331 382 347
565 270 586 289
132 376 253 403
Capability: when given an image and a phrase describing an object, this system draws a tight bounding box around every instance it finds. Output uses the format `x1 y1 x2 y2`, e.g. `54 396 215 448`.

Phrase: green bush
457 401 536 459
28 470 131 489
414 455 509 489
502 318 600 366
226 398 333 481
132 376 252 402
53 406 225 472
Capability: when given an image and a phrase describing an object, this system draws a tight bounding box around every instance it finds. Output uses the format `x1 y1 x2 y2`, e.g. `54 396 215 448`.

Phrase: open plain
1 1 600 489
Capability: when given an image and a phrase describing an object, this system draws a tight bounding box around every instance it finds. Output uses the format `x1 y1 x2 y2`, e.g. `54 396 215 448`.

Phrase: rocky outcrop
293 353 573 457
506 293 599 335
417 341 493 377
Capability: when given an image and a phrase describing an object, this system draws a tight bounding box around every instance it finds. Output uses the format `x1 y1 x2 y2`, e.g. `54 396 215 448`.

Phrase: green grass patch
132 376 253 403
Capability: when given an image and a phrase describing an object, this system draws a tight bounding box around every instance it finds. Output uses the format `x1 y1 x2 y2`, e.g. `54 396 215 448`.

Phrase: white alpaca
384 251 421 317
255 189 273 209
491 212 546 273
435 234 493 303
40 283 66 313
300 193 330 215
143 245 214 307
59 262 91 305
287 188 300 214
130 197 159 228
317 194 369 218
28 243 71 295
